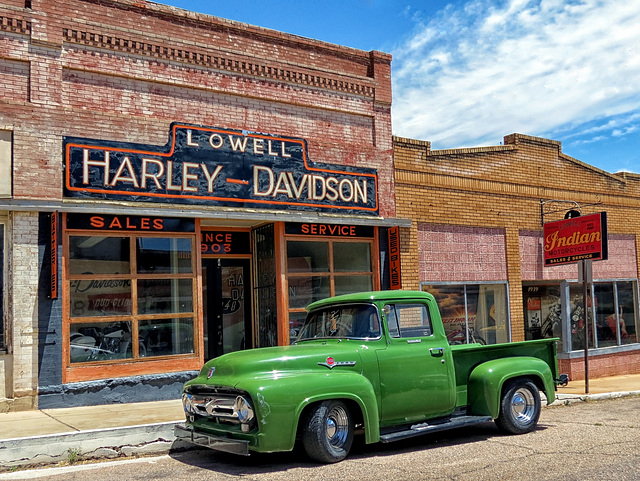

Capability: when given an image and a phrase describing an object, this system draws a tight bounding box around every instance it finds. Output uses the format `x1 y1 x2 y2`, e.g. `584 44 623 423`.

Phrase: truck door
376 302 456 425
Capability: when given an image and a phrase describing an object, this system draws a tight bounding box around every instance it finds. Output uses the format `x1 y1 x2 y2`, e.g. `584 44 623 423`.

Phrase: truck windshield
297 304 381 341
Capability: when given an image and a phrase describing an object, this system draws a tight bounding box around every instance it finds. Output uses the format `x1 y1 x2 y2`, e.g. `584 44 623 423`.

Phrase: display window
63 215 201 382
286 227 377 343
420 282 510 345
523 280 639 352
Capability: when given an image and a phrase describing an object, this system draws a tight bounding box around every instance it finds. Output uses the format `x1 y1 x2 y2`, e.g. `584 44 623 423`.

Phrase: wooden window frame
62 226 202 383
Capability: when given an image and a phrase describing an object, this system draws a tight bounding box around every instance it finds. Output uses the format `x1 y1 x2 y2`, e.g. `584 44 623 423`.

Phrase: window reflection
136 237 192 274
139 318 194 357
69 236 130 275
138 279 193 314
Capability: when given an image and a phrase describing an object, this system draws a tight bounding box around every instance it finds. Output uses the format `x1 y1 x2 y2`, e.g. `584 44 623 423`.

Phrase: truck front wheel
302 400 354 463
495 379 541 434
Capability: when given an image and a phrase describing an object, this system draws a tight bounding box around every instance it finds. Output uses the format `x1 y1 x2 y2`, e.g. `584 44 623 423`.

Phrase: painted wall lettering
64 123 378 214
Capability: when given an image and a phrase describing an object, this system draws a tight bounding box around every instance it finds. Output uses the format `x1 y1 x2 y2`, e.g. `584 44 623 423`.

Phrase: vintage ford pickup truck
175 291 567 463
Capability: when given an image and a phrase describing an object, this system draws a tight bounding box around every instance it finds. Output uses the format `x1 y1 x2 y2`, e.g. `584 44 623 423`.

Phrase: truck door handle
430 347 444 357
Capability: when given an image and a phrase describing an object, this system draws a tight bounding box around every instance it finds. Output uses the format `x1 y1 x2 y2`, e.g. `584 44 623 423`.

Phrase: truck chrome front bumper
174 423 250 456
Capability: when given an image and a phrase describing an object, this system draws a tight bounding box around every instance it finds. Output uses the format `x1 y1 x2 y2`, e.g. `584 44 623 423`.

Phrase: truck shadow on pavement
168 421 548 475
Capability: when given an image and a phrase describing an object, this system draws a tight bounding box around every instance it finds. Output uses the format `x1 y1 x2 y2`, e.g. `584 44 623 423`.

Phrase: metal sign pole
581 260 590 394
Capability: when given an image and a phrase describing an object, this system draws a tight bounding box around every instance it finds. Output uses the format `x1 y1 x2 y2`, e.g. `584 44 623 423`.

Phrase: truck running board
380 415 493 443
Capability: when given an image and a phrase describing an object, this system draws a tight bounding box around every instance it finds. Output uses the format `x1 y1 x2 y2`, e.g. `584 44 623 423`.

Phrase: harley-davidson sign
63 123 378 214
543 212 608 266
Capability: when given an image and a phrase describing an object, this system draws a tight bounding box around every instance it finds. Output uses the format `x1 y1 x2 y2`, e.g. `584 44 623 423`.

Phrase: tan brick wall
394 133 640 360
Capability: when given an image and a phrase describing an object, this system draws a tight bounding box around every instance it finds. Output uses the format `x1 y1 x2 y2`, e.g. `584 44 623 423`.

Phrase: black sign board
285 222 374 238
64 123 378 215
66 213 195 233
201 231 251 255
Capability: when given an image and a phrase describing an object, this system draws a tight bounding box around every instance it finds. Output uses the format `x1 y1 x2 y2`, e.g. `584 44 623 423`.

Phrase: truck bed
451 338 560 407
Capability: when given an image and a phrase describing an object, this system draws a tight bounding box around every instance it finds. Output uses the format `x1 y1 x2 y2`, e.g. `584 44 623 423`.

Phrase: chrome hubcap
326 405 349 447
510 388 536 423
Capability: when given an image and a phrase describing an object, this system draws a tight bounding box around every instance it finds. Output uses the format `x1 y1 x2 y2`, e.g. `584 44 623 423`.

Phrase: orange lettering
153 219 164 229
90 216 105 228
109 217 123 229
141 218 150 229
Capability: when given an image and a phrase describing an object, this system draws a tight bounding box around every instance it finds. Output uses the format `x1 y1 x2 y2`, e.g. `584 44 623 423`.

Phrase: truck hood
193 340 366 385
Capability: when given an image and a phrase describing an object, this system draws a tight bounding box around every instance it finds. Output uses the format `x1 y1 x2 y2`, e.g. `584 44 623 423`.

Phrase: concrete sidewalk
1 375 639 471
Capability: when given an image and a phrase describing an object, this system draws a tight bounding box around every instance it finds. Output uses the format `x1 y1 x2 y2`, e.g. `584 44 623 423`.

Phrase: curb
550 390 640 406
0 421 189 471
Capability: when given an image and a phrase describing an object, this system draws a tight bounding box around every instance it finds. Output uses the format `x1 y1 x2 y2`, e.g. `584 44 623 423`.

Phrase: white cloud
391 0 640 153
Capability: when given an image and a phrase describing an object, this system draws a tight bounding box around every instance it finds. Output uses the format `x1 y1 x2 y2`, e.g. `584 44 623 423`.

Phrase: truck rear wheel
302 400 354 463
495 379 541 434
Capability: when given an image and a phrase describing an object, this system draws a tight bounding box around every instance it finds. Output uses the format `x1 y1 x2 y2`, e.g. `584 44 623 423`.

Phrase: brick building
0 0 405 410
394 133 640 380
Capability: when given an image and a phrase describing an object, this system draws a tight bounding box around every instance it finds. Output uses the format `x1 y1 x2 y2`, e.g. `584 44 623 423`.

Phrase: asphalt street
2 395 639 481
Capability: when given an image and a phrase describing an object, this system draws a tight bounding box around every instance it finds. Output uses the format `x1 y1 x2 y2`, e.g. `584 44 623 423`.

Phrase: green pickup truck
175 290 567 463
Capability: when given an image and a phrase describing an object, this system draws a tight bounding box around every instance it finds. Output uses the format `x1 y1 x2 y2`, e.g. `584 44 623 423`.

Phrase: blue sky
158 0 640 174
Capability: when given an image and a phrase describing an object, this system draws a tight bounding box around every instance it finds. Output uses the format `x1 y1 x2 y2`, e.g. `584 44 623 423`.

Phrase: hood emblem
318 357 357 370
207 367 216 379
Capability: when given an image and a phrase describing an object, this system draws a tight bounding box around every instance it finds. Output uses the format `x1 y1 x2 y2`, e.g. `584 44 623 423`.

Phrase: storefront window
67 233 196 364
523 280 639 352
287 238 374 343
421 282 510 345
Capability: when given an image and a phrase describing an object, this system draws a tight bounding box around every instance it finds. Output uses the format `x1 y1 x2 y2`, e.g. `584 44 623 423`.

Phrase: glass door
203 258 252 359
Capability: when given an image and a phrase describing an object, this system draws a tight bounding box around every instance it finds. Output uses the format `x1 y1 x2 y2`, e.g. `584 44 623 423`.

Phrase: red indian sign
543 212 608 266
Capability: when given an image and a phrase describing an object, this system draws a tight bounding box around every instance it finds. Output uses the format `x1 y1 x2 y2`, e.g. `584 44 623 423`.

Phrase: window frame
63 227 201 383
285 235 378 343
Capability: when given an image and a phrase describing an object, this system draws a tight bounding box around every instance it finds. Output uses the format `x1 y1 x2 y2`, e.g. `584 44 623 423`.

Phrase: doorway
203 258 252 360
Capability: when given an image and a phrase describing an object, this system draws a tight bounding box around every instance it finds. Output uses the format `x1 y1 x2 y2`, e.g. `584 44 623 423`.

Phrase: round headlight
234 396 254 423
182 393 196 414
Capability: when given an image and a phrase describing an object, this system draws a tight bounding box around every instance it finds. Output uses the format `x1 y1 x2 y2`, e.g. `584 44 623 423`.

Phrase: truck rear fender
467 357 555 418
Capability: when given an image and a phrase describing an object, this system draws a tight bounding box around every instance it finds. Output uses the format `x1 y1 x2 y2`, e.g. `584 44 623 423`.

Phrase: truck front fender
467 357 555 418
238 371 380 452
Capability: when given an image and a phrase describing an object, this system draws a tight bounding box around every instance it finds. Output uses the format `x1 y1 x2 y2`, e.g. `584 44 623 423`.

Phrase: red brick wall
0 0 395 216
559 351 640 381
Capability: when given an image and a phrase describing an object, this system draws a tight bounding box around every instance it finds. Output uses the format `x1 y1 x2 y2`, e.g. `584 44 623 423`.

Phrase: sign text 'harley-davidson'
63 123 378 214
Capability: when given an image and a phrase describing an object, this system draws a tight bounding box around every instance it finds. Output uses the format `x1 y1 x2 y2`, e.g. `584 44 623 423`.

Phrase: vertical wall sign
543 212 608 266
63 123 378 215
50 211 58 299
388 226 402 289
